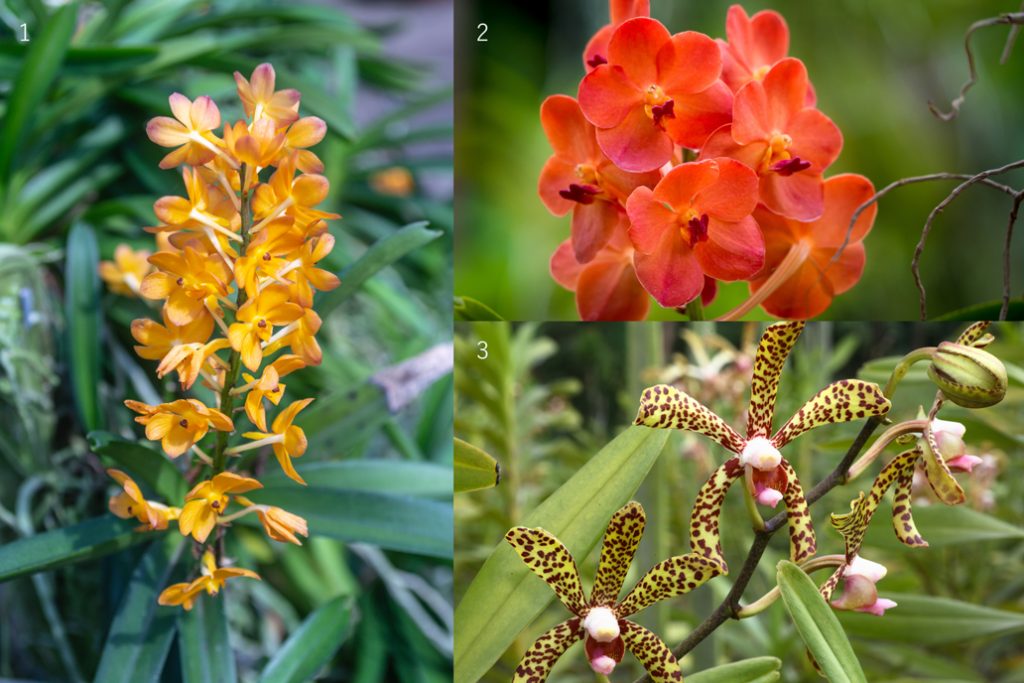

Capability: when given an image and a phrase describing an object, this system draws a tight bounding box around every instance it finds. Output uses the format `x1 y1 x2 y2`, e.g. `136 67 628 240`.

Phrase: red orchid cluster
541 3 877 320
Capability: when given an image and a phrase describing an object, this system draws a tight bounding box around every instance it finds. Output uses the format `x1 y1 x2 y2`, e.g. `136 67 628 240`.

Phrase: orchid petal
634 384 746 453
890 453 928 547
505 527 587 614
920 426 967 505
746 321 805 438
955 321 994 348
772 379 891 449
619 620 683 682
617 553 721 618
689 457 744 571
512 618 584 683
780 460 816 562
590 502 646 606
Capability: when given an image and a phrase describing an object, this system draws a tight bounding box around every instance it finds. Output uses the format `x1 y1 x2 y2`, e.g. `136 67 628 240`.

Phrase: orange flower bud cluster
102 63 334 608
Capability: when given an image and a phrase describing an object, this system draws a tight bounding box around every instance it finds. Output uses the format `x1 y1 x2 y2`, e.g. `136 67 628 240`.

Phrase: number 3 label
477 341 488 360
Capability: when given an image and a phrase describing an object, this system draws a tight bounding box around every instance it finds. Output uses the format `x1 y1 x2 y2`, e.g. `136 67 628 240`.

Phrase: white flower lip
583 606 620 643
845 555 887 583
740 436 782 471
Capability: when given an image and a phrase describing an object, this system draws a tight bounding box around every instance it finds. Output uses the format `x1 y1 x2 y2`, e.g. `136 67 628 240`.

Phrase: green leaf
453 296 503 321
65 222 103 431
178 592 236 683
453 426 671 683
837 593 1024 645
688 657 783 683
88 431 188 503
777 560 867 683
864 503 1024 549
317 222 442 318
0 3 76 180
0 516 151 583
20 163 121 241
934 300 1024 321
454 438 499 493
258 596 356 683
249 488 452 559
300 381 390 454
259 461 451 499
92 535 186 683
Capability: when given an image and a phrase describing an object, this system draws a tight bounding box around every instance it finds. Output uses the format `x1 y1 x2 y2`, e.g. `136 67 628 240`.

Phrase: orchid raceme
507 502 722 681
634 321 892 562
540 2 874 319
97 62 340 609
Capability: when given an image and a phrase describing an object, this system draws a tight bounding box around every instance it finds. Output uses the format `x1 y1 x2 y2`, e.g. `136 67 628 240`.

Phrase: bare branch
1001 192 1024 320
928 8 1024 121
912 159 1024 319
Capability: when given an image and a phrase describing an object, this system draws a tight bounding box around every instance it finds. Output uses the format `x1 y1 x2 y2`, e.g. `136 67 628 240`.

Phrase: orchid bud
927 342 1007 408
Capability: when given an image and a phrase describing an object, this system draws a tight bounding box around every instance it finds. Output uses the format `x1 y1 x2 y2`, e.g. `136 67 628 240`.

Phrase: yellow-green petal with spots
620 619 683 683
747 321 805 438
890 453 928 547
512 617 583 683
689 458 743 572
780 460 816 563
590 502 645 607
634 384 745 453
955 320 993 348
772 379 891 449
919 428 967 505
504 527 586 615
617 553 722 618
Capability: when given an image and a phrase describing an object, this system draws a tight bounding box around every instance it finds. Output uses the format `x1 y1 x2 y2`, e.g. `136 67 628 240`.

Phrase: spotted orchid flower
635 321 891 563
506 502 722 682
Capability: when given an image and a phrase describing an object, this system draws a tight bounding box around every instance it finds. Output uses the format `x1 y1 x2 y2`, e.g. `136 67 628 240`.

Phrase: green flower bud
927 342 1007 408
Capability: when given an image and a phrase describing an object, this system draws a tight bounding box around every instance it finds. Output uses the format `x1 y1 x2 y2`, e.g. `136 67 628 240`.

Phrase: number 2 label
477 23 488 42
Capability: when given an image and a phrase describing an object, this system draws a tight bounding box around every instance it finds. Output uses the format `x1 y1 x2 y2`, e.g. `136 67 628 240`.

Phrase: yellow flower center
575 163 599 186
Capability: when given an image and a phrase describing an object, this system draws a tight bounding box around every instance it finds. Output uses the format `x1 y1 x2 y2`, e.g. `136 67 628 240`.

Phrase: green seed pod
927 342 1007 408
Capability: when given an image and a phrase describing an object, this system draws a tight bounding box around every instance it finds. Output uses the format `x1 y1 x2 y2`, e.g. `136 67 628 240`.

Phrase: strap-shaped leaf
689 458 743 571
505 526 586 615
747 321 804 438
179 593 235 683
634 384 745 453
780 460 816 563
620 619 682 683
590 501 645 606
511 617 583 683
617 553 721 618
258 596 356 683
772 380 891 449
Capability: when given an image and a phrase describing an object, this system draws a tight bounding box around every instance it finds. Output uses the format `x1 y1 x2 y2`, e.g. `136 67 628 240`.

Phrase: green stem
212 164 253 475
684 295 705 321
883 347 937 399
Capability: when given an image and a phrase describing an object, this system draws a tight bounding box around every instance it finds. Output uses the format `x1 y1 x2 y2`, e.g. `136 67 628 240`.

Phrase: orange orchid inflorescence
98 63 338 610
541 3 877 320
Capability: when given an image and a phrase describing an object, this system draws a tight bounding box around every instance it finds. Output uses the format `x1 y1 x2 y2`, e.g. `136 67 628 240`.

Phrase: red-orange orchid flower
625 158 762 308
578 17 733 172
582 0 650 70
539 95 659 262
700 58 841 221
550 227 649 321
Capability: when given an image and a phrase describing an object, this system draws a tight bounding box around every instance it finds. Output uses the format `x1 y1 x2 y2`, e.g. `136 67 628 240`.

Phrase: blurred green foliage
454 321 1024 681
0 1 453 681
455 0 1024 320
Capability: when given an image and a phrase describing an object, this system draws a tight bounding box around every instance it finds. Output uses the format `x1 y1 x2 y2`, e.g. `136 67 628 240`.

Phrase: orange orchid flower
178 472 263 543
539 95 659 263
139 246 232 325
124 398 233 458
158 550 260 611
152 167 241 252
718 4 815 105
263 307 323 366
237 398 314 485
223 118 286 170
582 0 650 70
700 58 841 221
227 285 303 371
282 233 341 308
549 227 649 321
746 174 877 319
132 311 227 389
107 469 179 531
281 116 327 174
146 93 226 169
235 496 310 546
251 154 339 231
234 63 300 126
240 354 305 430
98 245 152 297
233 217 306 297
578 17 733 172
625 158 763 308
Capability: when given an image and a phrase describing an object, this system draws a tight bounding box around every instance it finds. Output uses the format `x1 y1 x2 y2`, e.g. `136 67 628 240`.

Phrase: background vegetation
455 0 1024 320
0 1 453 681
454 321 1024 681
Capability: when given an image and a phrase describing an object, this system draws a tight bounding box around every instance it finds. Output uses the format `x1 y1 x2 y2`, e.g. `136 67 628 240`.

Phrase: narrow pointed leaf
65 222 103 431
260 460 451 499
777 560 867 683
454 426 670 683
454 438 499 492
865 502 1024 549
687 657 782 683
258 596 356 683
179 593 236 683
454 296 504 320
93 535 186 683
0 516 150 583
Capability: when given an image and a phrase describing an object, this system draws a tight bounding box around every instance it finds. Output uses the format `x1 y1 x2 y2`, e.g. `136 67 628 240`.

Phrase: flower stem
718 241 810 321
846 419 929 481
883 347 936 399
212 164 253 475
684 294 705 321
736 555 845 618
